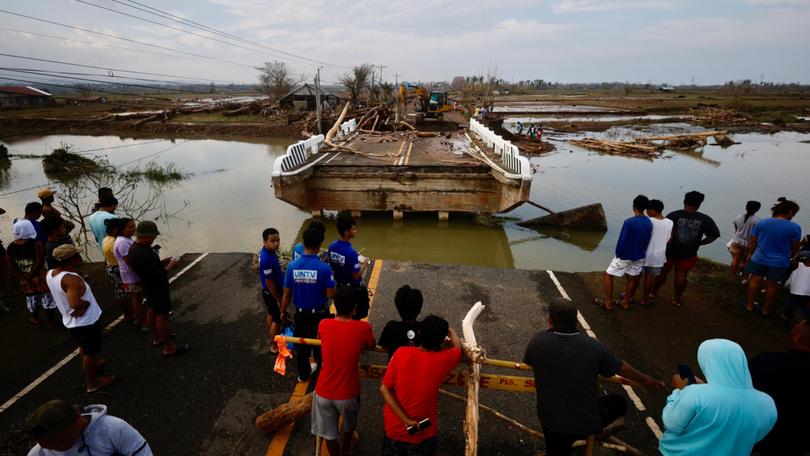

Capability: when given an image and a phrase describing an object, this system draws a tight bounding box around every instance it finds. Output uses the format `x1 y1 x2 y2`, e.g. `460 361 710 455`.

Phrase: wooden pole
315 68 322 134
462 301 485 456
325 101 350 144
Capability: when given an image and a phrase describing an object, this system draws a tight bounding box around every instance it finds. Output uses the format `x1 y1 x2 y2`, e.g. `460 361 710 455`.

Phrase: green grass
124 161 188 182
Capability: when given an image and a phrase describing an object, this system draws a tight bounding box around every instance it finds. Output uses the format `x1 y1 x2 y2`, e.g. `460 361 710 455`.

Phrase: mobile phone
406 418 432 435
677 364 696 385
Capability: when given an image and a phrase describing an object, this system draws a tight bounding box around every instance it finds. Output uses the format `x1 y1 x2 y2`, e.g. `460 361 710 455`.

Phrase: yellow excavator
399 84 453 124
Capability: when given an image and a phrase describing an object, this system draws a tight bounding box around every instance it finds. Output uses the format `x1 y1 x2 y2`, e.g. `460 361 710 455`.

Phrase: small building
0 86 55 108
64 96 108 105
279 84 342 112
658 85 675 92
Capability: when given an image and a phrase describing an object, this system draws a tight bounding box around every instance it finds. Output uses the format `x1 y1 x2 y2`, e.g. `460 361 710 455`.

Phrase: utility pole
377 64 388 104
314 67 322 134
394 72 401 124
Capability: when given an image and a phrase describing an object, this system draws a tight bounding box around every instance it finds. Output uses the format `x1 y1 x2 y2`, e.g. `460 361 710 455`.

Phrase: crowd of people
2 188 808 455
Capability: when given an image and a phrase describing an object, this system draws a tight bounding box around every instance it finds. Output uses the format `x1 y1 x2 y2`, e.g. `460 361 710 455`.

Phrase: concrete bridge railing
339 118 358 137
271 134 326 177
469 118 532 181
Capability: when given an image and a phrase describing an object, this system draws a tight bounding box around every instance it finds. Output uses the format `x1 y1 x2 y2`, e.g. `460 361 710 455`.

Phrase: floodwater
503 114 691 124
1 129 809 272
492 103 617 113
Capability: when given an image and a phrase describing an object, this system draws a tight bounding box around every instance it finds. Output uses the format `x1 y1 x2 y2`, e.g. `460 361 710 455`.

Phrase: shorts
727 241 748 256
123 282 142 294
69 322 102 356
262 289 281 321
606 257 644 277
311 393 359 441
381 436 437 456
144 290 172 315
643 266 662 276
105 265 128 301
746 260 789 283
664 255 698 272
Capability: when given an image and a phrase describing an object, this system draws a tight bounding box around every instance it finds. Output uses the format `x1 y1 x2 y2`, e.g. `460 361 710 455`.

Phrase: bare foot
86 375 116 393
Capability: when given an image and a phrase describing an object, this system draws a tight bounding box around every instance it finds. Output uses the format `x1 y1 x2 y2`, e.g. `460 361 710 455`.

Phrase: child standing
379 285 423 360
728 201 761 278
259 228 284 354
6 220 56 326
782 251 810 322
641 199 673 306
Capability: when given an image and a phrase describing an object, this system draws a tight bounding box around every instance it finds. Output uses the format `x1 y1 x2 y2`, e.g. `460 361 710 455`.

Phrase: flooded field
1 130 809 272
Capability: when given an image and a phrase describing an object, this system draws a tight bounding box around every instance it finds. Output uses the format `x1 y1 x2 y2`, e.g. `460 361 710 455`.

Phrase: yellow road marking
404 142 413 165
268 259 385 455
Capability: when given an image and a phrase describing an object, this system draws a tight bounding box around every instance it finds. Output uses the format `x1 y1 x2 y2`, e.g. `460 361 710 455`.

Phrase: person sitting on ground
597 195 652 310
380 315 462 456
312 287 375 456
781 250 810 322
128 221 189 357
102 218 132 322
41 217 74 271
659 339 776 456
523 298 663 456
749 322 810 456
45 244 115 392
38 188 74 233
113 218 146 330
328 213 367 288
641 199 672 306
293 221 326 262
379 285 422 360
25 399 152 456
259 227 284 354
7 219 57 326
728 201 761 279
280 228 336 382
745 197 801 316
87 195 117 256
652 191 720 307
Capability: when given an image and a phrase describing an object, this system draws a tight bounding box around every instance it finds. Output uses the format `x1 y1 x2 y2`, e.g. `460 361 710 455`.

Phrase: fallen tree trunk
255 392 313 434
325 102 350 143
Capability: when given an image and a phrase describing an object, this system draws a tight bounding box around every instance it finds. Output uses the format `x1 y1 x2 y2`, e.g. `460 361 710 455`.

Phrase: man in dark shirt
523 298 663 456
379 285 422 360
652 191 720 307
750 322 810 456
128 221 189 357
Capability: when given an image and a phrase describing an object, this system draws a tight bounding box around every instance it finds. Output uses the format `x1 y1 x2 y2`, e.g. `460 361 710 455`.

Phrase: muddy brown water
1 129 809 271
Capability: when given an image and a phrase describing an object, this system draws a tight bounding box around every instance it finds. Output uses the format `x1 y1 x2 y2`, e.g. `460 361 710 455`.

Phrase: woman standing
102 218 132 321
113 218 146 329
728 201 761 278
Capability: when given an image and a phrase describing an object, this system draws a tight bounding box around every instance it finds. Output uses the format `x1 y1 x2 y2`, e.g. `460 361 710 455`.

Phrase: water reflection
510 227 606 252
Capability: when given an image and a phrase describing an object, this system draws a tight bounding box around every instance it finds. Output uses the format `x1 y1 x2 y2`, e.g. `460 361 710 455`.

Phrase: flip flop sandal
671 298 682 307
593 298 614 311
86 375 115 393
151 333 178 347
163 343 191 357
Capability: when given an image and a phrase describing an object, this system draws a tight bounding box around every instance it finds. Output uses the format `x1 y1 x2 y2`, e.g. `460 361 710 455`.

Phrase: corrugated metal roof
0 86 53 97
280 83 340 100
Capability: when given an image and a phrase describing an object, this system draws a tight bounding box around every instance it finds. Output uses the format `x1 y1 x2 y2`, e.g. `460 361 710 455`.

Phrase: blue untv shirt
328 239 362 286
751 218 802 268
258 247 283 292
284 253 336 310
615 215 653 261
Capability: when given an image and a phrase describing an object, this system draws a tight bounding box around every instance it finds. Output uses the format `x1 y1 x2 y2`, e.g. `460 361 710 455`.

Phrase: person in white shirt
728 201 761 278
45 244 115 393
641 199 673 306
782 251 810 322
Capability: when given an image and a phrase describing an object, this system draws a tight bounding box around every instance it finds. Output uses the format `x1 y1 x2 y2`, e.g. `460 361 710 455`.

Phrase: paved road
0 253 699 455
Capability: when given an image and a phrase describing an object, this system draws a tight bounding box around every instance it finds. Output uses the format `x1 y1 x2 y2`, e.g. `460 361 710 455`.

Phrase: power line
1 67 207 87
1 68 217 94
0 74 185 101
119 0 352 70
0 9 257 73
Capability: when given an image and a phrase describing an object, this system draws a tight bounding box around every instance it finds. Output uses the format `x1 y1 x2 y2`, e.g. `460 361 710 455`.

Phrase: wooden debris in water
570 130 733 157
569 138 663 157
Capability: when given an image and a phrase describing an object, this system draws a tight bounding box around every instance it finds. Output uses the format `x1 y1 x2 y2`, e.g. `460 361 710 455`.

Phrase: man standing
127 221 189 357
598 195 652 310
25 399 152 456
38 188 75 233
523 299 663 456
380 315 461 456
21 202 46 243
641 199 673 306
312 287 375 455
328 213 366 288
259 228 284 354
87 195 117 255
652 191 720 307
749 322 810 455
45 245 115 392
281 228 336 382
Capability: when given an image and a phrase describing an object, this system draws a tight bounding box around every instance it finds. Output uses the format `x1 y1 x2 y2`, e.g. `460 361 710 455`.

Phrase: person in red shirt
312 287 375 456
380 315 462 456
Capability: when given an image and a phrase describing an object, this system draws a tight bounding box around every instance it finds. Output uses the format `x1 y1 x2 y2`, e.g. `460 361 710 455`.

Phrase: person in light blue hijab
659 339 777 456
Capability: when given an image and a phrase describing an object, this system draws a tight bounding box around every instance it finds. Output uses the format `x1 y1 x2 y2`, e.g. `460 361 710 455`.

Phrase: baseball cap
135 220 160 237
12 219 37 241
51 244 83 261
24 400 80 437
37 188 56 199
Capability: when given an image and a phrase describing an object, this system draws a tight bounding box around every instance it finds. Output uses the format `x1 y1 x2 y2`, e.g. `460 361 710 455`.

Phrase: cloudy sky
1 0 809 87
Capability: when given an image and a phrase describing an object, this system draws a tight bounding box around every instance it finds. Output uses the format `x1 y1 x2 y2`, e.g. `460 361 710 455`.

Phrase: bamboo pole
461 302 485 456
325 102 350 144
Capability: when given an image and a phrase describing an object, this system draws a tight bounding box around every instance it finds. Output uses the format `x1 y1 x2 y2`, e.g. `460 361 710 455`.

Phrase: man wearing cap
523 298 664 456
87 195 117 255
127 221 189 357
25 399 152 456
45 244 115 393
38 188 75 233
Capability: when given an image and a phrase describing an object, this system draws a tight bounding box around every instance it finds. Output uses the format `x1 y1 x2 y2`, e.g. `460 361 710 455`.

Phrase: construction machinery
399 84 453 124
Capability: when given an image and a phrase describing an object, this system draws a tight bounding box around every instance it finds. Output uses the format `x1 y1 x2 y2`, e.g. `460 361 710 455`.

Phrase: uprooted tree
340 63 374 106
257 60 297 99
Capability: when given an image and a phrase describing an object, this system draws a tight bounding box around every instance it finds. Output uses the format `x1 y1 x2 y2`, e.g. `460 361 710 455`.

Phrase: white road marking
0 252 209 415
546 270 663 440
323 152 341 165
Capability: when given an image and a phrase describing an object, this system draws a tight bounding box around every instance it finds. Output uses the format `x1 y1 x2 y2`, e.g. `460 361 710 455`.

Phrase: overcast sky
1 0 809 87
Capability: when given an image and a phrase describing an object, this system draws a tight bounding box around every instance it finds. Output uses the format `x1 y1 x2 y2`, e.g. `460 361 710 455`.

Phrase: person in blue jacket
659 339 777 456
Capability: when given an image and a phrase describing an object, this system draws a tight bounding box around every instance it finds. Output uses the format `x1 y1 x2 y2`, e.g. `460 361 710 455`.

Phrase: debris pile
691 106 750 126
42 146 105 177
570 130 733 157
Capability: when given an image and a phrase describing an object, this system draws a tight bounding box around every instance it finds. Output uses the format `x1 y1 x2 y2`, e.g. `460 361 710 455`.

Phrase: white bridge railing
339 118 357 137
271 134 325 177
469 118 532 181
